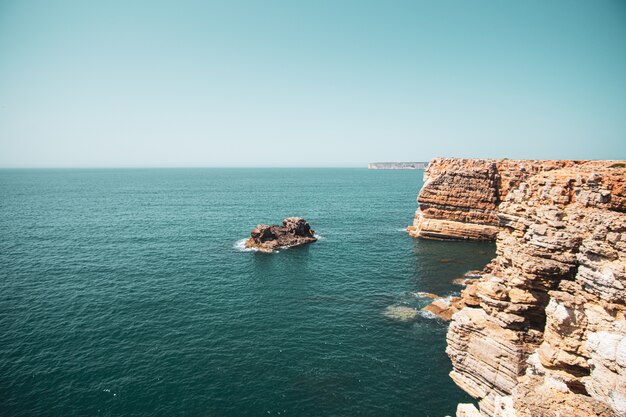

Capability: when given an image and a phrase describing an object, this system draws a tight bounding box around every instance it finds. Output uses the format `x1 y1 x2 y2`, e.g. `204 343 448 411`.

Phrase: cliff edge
410 158 626 417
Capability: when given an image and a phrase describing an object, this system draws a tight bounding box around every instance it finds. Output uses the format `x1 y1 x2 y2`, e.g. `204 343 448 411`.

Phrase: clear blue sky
0 0 625 167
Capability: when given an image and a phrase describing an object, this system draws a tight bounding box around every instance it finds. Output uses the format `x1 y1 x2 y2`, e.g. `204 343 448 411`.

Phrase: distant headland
367 162 428 170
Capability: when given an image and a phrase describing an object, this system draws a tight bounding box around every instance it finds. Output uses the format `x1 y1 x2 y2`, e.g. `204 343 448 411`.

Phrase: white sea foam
396 228 408 232
233 238 262 252
441 295 455 305
418 310 438 320
411 291 440 299
235 235 320 253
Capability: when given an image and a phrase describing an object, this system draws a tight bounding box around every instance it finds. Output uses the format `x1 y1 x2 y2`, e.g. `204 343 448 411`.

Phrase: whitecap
396 228 408 232
234 238 279 253
441 295 456 305
233 238 261 252
314 234 325 240
234 236 318 253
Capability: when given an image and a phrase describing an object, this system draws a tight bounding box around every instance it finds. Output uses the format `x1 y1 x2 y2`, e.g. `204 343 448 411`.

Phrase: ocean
0 168 495 417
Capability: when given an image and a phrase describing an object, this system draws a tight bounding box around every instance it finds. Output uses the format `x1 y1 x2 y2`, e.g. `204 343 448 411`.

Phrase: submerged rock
383 306 418 322
413 291 440 299
245 217 317 252
452 270 484 286
452 278 470 286
463 270 483 279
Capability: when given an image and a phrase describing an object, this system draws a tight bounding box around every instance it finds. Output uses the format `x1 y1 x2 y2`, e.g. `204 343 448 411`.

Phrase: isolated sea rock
410 158 626 417
245 217 317 252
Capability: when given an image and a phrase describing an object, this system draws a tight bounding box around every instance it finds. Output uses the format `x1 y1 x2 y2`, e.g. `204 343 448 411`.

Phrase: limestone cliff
407 158 581 240
410 158 626 417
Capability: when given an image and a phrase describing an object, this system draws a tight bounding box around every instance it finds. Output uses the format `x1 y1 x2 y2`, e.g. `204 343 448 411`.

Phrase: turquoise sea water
0 168 494 417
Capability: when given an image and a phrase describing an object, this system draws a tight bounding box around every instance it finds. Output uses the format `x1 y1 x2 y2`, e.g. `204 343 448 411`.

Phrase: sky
0 0 625 167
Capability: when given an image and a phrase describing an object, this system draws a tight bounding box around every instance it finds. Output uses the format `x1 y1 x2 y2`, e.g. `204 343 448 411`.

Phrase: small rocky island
245 217 317 252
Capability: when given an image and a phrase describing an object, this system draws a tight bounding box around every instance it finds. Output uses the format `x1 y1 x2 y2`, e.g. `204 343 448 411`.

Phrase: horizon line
0 165 379 169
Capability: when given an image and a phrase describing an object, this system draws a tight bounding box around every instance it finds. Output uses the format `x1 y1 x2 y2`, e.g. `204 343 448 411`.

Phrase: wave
314 234 325 240
411 291 439 299
441 295 455 305
233 238 263 252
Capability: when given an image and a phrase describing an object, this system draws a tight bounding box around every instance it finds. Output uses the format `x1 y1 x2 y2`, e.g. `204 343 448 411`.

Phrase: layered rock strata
410 159 626 417
407 158 580 240
245 217 317 252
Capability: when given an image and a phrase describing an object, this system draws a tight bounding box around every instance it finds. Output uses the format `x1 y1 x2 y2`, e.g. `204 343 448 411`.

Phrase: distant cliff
409 158 626 417
368 162 428 170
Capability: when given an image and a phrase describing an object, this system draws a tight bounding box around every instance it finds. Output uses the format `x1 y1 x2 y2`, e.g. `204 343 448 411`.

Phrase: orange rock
411 158 626 417
422 297 464 321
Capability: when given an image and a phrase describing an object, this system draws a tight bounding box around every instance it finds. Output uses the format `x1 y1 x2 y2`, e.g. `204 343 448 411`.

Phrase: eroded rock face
407 158 580 240
410 159 626 417
245 217 317 252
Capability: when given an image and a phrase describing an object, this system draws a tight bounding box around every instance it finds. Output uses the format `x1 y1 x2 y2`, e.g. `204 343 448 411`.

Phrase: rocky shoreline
410 158 626 417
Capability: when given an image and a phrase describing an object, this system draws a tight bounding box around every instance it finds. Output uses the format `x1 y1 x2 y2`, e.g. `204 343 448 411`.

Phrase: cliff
410 158 626 417
407 158 584 240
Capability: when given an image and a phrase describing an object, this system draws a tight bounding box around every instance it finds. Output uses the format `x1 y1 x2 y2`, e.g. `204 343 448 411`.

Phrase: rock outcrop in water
245 217 317 252
410 158 626 417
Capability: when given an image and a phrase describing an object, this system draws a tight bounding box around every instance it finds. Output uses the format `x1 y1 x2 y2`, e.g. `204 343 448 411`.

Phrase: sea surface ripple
0 168 494 417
